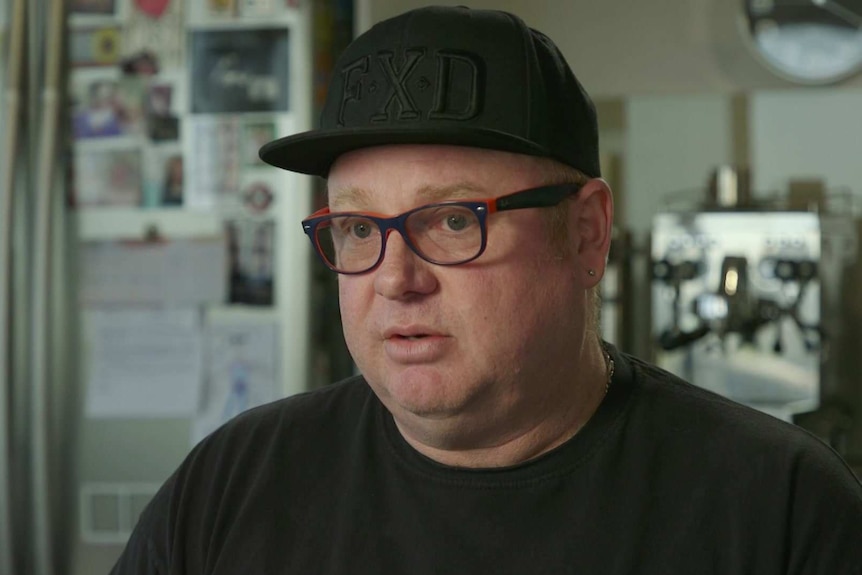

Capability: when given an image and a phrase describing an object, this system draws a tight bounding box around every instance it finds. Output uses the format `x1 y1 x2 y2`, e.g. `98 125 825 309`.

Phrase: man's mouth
383 327 441 341
381 328 449 362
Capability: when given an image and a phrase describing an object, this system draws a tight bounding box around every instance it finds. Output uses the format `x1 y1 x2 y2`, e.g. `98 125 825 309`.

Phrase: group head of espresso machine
652 252 821 354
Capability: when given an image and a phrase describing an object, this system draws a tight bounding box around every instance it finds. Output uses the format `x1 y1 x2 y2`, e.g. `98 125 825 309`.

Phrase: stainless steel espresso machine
650 167 858 425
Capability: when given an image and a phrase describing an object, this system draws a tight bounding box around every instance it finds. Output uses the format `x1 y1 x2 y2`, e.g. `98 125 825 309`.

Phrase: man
112 6 862 574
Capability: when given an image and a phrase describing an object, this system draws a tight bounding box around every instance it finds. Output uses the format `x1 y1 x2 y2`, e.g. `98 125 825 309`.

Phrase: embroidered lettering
370 50 424 122
429 51 481 120
337 56 369 127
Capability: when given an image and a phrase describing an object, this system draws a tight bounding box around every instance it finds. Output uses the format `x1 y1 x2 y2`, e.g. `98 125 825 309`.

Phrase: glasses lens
407 204 483 264
315 215 382 272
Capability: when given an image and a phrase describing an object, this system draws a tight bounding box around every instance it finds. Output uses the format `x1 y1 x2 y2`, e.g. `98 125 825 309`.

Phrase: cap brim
258 126 553 177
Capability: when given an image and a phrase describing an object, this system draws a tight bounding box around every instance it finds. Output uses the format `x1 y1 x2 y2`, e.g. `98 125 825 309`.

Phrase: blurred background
2 0 861 573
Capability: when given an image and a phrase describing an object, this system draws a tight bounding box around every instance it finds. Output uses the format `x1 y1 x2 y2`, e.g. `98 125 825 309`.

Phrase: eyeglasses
301 183 582 275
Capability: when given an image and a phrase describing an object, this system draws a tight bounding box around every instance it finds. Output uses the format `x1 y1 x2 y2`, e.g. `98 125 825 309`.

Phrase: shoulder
611 352 862 571
621 351 861 496
112 376 378 572
624 352 820 445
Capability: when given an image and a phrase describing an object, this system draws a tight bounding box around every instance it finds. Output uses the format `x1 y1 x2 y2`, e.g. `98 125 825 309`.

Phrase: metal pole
30 0 64 573
0 0 28 571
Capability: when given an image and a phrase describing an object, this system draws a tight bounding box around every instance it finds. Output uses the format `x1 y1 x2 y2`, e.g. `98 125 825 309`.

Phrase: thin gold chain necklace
601 344 615 396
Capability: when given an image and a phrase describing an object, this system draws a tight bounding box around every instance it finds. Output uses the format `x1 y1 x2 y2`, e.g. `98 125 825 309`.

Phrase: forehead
326 144 545 209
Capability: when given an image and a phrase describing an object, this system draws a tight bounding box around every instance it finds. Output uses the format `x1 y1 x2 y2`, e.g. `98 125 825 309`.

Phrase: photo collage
68 0 300 308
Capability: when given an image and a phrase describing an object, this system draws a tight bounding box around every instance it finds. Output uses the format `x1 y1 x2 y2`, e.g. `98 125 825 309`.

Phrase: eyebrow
328 181 487 211
328 186 371 210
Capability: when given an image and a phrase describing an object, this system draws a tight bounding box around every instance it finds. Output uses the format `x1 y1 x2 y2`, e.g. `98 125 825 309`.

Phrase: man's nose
373 231 437 300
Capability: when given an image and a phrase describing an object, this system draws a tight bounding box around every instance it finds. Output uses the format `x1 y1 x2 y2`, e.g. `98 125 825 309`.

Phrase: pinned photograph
126 1 184 69
160 153 185 206
238 0 279 17
242 120 275 166
226 219 275 306
185 116 241 209
142 145 184 207
73 147 143 207
134 0 172 19
71 75 144 139
146 82 180 141
69 0 117 16
121 50 160 77
188 0 236 21
241 180 274 213
70 26 122 67
207 0 237 18
191 28 289 114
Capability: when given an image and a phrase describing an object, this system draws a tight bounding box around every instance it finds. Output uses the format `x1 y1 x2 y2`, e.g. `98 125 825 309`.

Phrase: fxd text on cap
259 5 600 179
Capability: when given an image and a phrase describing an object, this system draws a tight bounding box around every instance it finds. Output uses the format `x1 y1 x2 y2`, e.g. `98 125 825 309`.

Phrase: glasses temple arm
494 184 582 211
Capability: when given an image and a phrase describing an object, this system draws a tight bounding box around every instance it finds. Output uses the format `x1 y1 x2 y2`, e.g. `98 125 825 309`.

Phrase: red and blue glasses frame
301 183 583 275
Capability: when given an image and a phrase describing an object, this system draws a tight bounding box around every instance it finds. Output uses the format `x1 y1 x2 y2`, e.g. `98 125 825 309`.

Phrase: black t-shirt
111 348 862 574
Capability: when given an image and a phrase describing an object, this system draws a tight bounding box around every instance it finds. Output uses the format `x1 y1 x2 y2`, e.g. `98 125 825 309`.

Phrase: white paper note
85 308 203 418
192 318 279 445
80 237 227 306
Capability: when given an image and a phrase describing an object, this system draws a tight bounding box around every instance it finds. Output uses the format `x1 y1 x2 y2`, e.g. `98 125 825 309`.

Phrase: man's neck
391 343 611 469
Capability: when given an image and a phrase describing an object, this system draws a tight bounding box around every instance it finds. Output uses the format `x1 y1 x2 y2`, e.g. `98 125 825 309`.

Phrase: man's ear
569 178 614 286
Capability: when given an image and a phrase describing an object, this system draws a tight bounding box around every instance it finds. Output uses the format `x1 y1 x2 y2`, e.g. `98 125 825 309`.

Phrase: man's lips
380 326 451 363
382 326 445 340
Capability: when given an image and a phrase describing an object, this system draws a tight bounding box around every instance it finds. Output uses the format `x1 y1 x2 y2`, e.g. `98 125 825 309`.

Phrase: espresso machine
650 167 857 423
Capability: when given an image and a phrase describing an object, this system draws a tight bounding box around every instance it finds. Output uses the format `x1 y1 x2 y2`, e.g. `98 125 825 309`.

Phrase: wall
751 90 862 195
362 0 862 96
624 95 736 236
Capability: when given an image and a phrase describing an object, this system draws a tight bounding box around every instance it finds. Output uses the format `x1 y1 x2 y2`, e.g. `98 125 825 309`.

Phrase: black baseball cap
259 5 600 178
